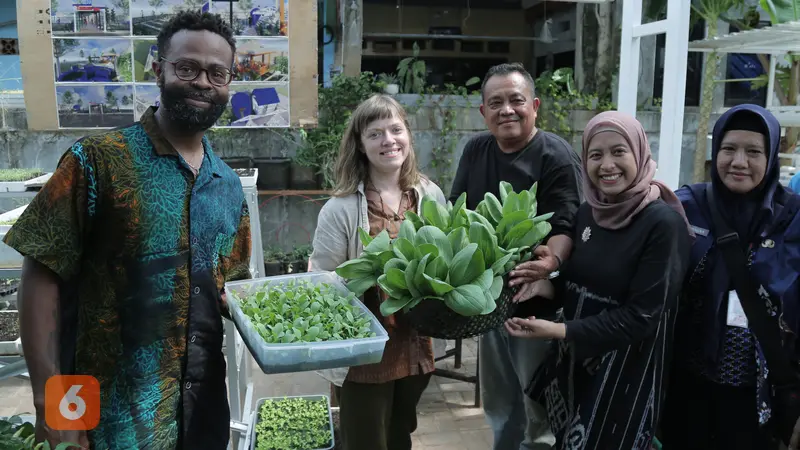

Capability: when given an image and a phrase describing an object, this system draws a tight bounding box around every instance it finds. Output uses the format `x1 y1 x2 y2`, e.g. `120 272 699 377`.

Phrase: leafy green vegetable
334 229 393 296
255 397 333 450
0 415 81 450
235 280 376 344
335 182 553 318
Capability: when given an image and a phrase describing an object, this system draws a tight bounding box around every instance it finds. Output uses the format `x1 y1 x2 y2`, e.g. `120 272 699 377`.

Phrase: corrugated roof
688 20 800 54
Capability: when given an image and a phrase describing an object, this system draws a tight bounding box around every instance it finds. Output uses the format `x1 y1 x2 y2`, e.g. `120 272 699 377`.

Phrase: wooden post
288 0 319 127
17 0 59 130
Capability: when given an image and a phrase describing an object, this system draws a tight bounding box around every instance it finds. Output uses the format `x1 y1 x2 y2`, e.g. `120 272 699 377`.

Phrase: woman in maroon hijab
505 111 693 449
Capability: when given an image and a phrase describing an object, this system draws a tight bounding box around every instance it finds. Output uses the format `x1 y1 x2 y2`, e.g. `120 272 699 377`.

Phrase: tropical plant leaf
449 243 485 286
399 219 417 241
404 211 425 229
415 225 453 262
347 276 377 296
393 237 417 261
335 259 376 279
444 284 489 316
380 296 413 316
364 229 391 253
423 273 454 295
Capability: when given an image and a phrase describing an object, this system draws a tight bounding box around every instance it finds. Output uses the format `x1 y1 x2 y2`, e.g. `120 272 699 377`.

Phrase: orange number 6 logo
45 375 100 431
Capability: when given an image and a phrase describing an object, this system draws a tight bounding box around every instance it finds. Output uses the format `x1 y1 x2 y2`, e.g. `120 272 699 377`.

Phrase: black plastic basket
403 277 520 339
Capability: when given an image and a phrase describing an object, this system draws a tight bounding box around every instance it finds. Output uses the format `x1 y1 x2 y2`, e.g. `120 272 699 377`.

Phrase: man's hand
35 417 90 449
504 316 566 340
789 415 800 450
509 245 560 287
512 279 555 303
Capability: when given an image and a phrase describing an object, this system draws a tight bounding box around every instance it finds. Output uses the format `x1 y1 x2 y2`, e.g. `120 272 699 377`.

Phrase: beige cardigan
308 177 447 386
309 177 447 272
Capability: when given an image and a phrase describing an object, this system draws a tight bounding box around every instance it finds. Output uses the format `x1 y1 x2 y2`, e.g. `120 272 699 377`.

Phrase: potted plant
252 157 291 190
287 245 312 274
263 248 287 276
397 42 426 94
378 73 400 95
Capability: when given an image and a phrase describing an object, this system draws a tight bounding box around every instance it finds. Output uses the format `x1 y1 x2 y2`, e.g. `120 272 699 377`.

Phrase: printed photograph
216 82 289 128
133 39 159 82
57 84 135 128
133 84 161 120
51 0 131 36
53 38 133 83
213 0 288 37
132 0 210 36
233 38 288 82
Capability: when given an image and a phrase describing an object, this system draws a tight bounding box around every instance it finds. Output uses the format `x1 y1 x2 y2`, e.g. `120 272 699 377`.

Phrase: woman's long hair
331 94 422 197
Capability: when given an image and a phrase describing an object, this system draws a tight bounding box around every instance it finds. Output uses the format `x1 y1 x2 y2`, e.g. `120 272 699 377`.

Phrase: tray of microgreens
225 271 389 374
249 395 334 450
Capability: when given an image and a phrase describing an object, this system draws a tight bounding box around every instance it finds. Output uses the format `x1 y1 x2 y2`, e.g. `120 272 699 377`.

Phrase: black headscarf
709 104 782 243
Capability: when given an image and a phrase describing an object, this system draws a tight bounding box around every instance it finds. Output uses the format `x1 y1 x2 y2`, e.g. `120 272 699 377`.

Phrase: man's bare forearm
18 257 62 410
546 234 573 268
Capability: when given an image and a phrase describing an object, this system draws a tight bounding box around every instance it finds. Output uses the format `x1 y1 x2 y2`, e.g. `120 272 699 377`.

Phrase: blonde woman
309 94 447 450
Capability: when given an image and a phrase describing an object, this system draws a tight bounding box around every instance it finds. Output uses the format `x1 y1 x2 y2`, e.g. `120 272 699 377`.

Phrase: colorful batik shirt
3 106 252 450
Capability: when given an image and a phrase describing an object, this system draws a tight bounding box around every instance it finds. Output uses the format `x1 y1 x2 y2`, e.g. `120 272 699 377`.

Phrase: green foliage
691 0 747 21
0 169 44 182
0 416 82 450
761 0 799 22
397 42 427 94
116 52 133 83
263 247 288 263
236 280 376 344
534 68 615 140
273 56 289 75
295 72 384 188
378 72 399 85
406 77 481 195
290 244 313 261
336 182 552 317
749 0 800 96
254 397 332 450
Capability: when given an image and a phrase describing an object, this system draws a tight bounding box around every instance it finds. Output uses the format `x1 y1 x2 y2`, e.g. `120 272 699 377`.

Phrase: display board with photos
51 0 290 129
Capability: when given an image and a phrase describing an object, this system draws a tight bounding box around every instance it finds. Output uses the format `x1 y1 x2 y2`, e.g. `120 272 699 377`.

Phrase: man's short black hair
157 11 236 65
481 63 536 100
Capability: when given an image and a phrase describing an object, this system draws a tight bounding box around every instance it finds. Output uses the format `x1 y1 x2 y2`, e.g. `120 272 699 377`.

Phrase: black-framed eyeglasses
161 57 233 86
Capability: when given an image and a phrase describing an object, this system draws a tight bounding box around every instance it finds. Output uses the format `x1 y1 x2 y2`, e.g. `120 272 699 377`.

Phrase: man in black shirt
449 63 582 450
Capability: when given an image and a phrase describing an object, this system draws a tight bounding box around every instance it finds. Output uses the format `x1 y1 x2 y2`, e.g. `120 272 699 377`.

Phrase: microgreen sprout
240 280 377 344
255 397 333 450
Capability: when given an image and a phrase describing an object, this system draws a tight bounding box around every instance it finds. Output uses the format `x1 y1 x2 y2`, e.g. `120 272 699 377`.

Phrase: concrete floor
0 338 491 450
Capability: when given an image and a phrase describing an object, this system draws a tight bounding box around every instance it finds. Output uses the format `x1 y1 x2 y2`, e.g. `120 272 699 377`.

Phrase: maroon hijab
582 111 693 235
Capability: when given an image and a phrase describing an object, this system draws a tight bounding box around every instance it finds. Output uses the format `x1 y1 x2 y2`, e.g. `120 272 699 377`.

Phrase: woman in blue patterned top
661 104 800 450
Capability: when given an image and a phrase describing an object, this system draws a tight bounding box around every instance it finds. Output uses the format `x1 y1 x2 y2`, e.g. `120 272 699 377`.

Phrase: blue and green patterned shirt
4 106 252 449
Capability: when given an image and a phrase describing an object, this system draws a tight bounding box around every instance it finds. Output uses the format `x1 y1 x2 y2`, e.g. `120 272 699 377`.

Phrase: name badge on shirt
726 290 749 328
